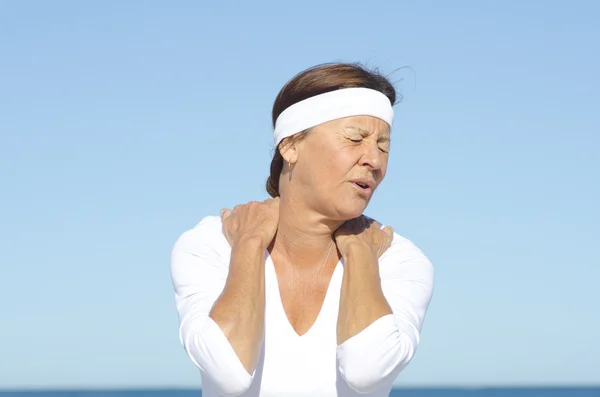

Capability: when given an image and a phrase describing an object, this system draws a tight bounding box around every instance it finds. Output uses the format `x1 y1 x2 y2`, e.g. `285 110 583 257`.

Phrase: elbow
180 319 254 396
338 333 417 394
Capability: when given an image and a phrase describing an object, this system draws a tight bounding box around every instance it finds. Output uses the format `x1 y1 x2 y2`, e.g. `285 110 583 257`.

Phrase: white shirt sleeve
170 216 255 396
336 232 435 393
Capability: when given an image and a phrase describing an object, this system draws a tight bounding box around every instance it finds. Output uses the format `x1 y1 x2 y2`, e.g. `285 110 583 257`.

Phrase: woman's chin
332 202 368 221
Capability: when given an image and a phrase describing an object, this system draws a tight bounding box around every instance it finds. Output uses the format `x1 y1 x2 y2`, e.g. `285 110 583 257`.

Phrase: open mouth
350 179 374 195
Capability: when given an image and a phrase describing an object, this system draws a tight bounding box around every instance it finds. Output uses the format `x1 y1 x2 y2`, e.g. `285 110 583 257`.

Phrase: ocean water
1 388 599 397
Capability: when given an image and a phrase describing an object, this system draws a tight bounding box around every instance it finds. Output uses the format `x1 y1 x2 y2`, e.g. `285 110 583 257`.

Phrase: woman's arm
208 235 266 374
337 242 393 344
171 217 267 396
335 226 434 393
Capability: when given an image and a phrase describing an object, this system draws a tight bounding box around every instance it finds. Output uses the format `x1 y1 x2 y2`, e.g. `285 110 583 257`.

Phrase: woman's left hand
334 215 394 258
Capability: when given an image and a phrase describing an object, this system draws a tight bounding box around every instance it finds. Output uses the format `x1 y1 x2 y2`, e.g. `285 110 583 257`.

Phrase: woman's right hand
220 197 280 249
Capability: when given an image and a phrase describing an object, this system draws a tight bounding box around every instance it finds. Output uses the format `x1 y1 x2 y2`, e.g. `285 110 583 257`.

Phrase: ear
278 137 300 165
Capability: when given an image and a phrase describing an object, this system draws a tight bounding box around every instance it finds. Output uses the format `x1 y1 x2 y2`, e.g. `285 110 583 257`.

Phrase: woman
170 62 434 396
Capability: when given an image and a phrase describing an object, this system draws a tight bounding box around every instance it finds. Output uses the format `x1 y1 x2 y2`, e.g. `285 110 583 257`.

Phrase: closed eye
378 138 391 153
378 142 391 153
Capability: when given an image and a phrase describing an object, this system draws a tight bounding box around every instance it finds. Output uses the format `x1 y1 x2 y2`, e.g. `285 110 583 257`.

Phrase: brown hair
266 62 398 197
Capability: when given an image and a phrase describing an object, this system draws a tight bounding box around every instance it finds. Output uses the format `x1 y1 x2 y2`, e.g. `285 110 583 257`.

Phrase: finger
232 204 245 213
383 226 394 237
220 208 232 219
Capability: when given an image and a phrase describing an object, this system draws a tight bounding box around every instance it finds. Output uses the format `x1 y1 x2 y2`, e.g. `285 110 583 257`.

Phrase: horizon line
1 384 599 392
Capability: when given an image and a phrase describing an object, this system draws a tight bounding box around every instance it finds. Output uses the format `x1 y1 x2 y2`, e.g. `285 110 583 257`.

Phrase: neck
271 194 343 268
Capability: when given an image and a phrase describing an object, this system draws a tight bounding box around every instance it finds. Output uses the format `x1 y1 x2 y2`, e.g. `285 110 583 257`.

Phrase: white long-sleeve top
170 215 434 397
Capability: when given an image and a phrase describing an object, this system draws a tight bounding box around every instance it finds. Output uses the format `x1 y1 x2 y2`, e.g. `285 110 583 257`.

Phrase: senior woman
170 62 434 397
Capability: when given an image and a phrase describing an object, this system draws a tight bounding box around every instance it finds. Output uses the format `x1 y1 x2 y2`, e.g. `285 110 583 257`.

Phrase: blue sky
1 0 599 390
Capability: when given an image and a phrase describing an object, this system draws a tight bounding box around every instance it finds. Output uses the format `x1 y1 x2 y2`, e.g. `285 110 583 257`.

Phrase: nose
359 142 385 170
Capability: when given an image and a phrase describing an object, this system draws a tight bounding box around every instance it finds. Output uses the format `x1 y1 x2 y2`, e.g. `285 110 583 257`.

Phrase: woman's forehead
339 117 391 136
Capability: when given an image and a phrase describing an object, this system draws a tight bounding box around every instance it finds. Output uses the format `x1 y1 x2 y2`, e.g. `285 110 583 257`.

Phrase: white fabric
273 87 395 148
170 215 434 397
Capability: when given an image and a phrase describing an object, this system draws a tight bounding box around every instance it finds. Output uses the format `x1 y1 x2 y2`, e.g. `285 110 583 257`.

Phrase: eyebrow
345 126 391 141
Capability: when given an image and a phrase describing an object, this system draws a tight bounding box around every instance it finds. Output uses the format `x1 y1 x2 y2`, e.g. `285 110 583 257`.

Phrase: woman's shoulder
171 215 230 261
376 220 434 281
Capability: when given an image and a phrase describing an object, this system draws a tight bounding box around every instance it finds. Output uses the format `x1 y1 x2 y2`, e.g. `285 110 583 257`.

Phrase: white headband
273 87 394 147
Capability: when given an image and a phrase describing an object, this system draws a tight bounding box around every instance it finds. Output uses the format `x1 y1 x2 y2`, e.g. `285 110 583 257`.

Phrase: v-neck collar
265 252 343 340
